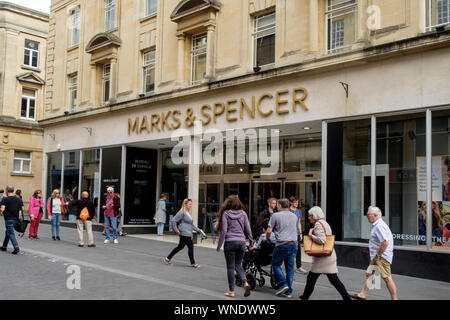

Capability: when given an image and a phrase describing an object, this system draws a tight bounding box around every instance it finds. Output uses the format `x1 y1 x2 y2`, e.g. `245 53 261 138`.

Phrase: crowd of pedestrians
0 184 399 300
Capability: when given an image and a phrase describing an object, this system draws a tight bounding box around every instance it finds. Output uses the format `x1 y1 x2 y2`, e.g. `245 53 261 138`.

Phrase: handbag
61 203 67 215
303 221 335 257
14 212 30 237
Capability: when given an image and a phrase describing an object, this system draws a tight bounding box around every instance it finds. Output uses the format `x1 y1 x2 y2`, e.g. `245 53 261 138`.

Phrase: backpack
80 207 89 221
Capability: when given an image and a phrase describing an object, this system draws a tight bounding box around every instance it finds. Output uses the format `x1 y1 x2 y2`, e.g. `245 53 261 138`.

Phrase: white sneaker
113 239 119 244
104 239 110 244
295 267 308 274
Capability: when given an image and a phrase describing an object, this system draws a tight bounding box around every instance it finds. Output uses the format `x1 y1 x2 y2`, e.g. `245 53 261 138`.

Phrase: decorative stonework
249 0 276 15
17 72 45 86
170 0 221 22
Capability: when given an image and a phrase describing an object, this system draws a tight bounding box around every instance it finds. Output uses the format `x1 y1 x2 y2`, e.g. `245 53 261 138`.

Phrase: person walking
28 190 44 240
164 199 203 268
216 195 254 298
257 197 277 235
0 189 4 203
289 196 308 275
155 193 168 236
15 189 22 199
63 189 76 222
350 206 398 300
265 198 298 298
0 186 23 254
47 189 67 241
299 206 351 300
70 191 96 248
102 187 121 244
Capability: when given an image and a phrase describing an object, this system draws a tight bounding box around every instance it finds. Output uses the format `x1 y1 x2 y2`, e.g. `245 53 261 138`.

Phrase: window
13 151 31 174
71 7 80 46
24 40 39 68
191 33 207 85
326 0 357 53
69 152 76 165
102 64 111 103
21 88 36 120
143 50 156 93
68 74 77 110
145 0 157 16
252 12 275 67
427 0 450 30
105 0 115 31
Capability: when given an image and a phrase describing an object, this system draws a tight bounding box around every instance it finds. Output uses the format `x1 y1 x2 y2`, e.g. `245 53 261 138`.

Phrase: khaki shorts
368 256 391 279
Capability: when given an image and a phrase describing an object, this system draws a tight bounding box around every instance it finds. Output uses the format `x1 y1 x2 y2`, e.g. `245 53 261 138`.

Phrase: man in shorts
350 206 398 300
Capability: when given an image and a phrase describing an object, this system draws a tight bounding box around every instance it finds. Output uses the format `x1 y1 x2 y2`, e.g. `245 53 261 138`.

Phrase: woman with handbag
47 189 67 241
28 190 44 240
164 199 203 268
299 206 351 300
216 195 254 298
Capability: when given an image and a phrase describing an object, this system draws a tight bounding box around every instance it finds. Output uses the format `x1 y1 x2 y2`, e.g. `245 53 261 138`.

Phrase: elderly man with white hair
350 206 398 300
102 186 121 244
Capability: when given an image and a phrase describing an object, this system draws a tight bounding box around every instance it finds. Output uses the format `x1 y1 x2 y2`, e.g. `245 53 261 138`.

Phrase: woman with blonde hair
47 189 67 241
164 199 204 268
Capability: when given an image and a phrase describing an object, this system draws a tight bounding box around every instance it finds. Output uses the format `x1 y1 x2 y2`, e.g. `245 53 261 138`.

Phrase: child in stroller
235 219 282 290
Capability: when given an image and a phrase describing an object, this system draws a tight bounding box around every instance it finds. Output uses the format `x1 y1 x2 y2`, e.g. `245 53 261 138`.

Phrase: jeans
271 243 297 295
296 235 302 268
51 213 62 237
224 241 247 291
105 216 118 240
167 235 195 264
157 223 165 235
2 219 19 249
301 272 351 300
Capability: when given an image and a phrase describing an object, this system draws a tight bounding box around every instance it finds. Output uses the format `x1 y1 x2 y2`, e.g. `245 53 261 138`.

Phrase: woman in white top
47 189 67 241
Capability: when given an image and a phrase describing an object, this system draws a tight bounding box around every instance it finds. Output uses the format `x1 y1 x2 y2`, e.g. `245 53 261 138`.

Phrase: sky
6 0 51 13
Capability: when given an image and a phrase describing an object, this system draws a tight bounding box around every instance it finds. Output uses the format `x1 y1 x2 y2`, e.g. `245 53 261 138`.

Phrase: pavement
0 220 448 300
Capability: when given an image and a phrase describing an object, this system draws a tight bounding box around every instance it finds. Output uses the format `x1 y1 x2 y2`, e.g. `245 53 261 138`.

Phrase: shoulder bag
303 221 335 257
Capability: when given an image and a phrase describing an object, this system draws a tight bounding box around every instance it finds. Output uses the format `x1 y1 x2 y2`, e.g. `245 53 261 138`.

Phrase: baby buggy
235 241 282 290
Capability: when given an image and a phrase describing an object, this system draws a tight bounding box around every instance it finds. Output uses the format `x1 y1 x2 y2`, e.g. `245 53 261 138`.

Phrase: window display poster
417 156 443 202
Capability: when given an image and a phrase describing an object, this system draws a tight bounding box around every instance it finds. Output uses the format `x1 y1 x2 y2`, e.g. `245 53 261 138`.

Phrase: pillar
357 0 370 42
90 64 96 106
188 134 201 227
176 33 186 86
110 57 118 102
206 24 216 80
309 0 319 52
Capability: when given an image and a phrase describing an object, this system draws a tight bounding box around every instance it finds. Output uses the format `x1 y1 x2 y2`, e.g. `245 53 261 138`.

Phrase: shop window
68 73 77 111
145 0 157 16
284 136 321 172
71 7 80 47
326 0 357 53
102 64 111 103
63 151 80 220
252 12 275 68
81 149 101 213
191 33 207 85
46 153 62 213
13 151 31 174
105 0 115 31
21 88 36 120
24 39 39 68
426 0 450 31
143 50 156 94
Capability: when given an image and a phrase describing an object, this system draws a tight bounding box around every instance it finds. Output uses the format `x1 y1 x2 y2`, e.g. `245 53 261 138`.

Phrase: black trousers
167 235 195 264
301 272 351 300
296 235 302 268
224 241 247 291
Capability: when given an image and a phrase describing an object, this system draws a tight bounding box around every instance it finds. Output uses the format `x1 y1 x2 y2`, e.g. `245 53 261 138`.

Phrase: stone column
90 63 96 106
188 133 201 227
357 0 369 42
309 0 319 52
110 57 118 102
205 24 216 80
176 33 186 86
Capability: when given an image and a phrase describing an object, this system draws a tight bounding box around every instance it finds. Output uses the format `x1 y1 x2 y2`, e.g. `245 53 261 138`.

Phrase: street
0 222 448 300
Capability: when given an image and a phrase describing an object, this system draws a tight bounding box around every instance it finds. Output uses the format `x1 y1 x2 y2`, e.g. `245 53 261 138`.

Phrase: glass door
251 181 282 236
198 183 221 235
224 183 250 216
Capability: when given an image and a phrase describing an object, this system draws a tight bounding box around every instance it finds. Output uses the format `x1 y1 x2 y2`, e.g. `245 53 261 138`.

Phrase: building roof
0 1 49 21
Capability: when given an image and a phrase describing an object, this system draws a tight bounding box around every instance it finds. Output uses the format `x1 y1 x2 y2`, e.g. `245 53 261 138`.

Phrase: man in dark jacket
257 197 277 235
0 186 23 254
69 191 96 247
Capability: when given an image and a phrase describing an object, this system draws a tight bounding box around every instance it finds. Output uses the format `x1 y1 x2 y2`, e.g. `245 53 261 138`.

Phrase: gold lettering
201 104 212 126
257 93 273 117
293 88 308 111
226 99 238 122
213 102 225 123
276 90 289 115
171 110 181 129
240 97 255 120
140 116 150 134
151 114 160 132
161 111 172 130
128 117 139 135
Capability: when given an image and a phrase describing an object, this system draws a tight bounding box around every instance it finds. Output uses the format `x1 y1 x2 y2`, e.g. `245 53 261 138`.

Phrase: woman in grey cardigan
299 206 351 300
155 193 168 236
164 199 202 268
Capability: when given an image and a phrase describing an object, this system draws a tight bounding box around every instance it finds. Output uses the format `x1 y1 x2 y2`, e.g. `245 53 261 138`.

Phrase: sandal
164 258 172 265
244 283 251 297
190 264 201 269
224 292 235 298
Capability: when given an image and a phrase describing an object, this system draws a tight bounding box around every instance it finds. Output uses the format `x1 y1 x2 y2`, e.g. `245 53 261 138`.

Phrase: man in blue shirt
289 196 308 274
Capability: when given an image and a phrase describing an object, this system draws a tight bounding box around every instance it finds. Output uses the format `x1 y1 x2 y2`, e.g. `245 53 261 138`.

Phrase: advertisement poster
99 147 122 223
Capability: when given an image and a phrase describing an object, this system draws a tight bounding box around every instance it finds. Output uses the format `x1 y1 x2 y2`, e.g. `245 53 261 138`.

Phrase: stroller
235 241 282 290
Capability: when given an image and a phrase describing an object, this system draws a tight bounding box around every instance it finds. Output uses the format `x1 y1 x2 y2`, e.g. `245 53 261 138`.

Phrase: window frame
21 88 37 120
68 74 78 111
143 50 156 94
105 0 116 32
145 0 157 17
102 64 111 103
191 32 207 85
426 0 450 31
71 7 81 47
23 40 40 68
13 151 32 174
325 0 358 54
252 11 276 68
